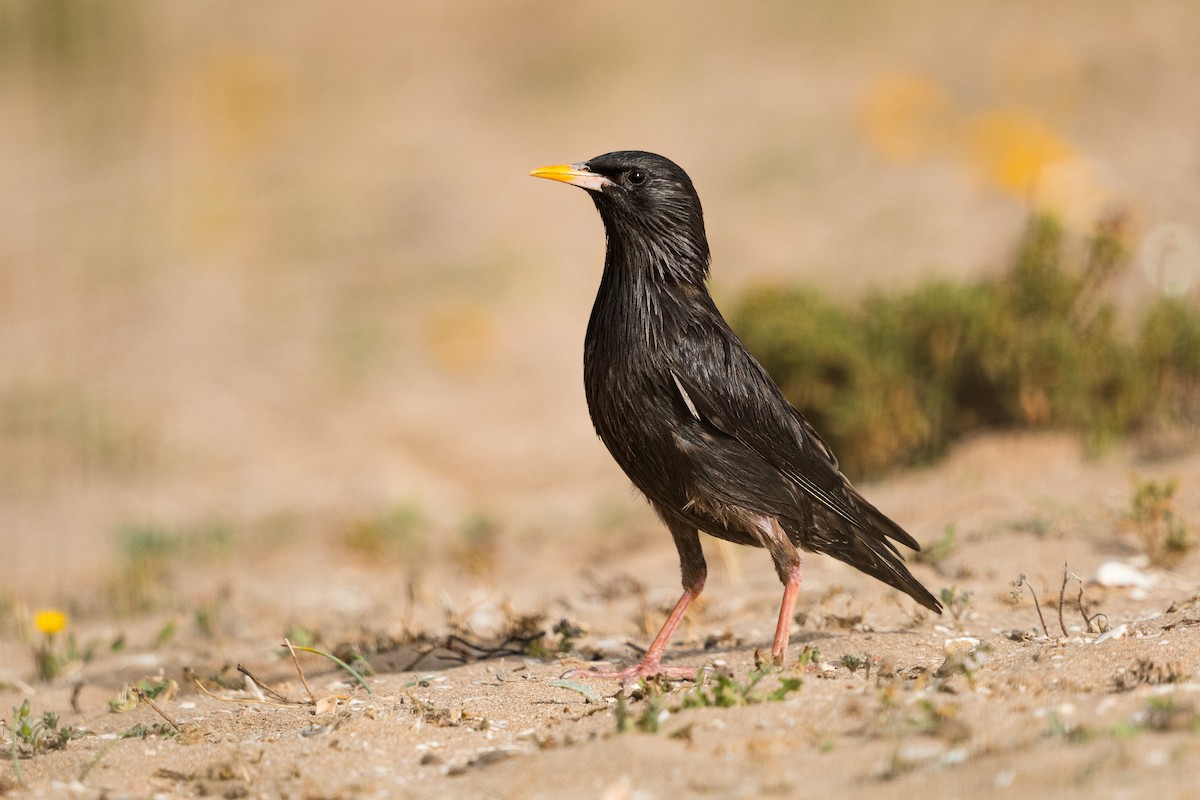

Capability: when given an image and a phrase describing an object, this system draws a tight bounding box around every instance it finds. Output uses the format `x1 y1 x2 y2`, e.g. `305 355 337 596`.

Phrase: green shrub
730 213 1200 477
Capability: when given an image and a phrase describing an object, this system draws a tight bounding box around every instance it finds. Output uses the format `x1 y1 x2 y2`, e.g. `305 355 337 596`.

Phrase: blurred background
3 0 1199 606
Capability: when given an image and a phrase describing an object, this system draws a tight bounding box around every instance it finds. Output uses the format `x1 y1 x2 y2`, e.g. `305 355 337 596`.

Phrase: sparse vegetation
9 701 81 758
3 8 1200 800
615 669 804 736
453 512 501 576
342 503 426 559
839 654 869 676
1053 697 1200 741
109 519 234 614
939 586 973 625
796 644 822 668
552 618 585 654
1125 477 1193 566
27 609 96 682
108 675 178 714
732 213 1200 478
680 668 802 709
914 525 957 569
1010 565 1107 638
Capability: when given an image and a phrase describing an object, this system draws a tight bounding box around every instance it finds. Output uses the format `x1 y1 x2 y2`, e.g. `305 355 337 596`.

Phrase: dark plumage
531 151 940 679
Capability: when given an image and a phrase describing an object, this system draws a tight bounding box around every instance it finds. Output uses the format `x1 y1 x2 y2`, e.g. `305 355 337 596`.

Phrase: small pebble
943 637 980 656
895 740 945 764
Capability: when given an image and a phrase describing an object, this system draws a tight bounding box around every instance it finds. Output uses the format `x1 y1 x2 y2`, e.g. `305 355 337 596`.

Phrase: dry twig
1014 573 1049 635
236 664 294 704
284 639 317 706
131 688 182 735
1058 565 1070 638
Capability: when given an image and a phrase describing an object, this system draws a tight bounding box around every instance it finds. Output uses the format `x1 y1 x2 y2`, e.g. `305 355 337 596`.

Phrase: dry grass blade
289 645 374 694
549 679 603 704
192 677 298 709
1058 564 1070 638
284 638 318 706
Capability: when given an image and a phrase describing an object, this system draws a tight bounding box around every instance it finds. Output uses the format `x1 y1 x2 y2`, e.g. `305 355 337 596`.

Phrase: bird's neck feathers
588 206 713 352
593 197 711 289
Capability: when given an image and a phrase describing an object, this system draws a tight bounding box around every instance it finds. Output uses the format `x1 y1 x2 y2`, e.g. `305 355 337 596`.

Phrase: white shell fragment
1093 560 1156 589
1092 623 1129 644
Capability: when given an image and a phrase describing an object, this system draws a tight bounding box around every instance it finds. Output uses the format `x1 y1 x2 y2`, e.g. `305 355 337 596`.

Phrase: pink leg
562 587 702 681
770 563 804 665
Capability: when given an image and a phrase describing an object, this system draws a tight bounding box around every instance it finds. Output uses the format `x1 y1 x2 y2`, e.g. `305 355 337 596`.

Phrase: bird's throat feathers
590 212 712 352
593 194 711 289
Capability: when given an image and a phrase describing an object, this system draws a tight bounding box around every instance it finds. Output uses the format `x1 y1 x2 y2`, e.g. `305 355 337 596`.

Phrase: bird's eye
628 169 647 185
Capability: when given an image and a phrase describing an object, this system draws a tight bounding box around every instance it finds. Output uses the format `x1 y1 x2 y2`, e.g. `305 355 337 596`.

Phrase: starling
531 151 941 680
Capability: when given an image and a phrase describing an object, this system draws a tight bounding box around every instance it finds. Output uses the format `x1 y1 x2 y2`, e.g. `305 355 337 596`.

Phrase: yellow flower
34 609 68 636
967 110 1074 197
860 74 956 163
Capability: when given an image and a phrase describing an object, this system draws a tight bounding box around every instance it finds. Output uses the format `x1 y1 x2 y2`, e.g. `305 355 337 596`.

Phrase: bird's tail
786 498 942 614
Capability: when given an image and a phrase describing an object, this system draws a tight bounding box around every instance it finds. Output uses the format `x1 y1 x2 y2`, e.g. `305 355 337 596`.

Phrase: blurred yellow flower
967 110 1074 197
425 301 495 374
34 609 68 636
197 50 294 156
860 63 1109 231
860 74 956 163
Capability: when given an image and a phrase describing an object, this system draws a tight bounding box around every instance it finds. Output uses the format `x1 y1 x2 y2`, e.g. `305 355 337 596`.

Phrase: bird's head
531 150 710 282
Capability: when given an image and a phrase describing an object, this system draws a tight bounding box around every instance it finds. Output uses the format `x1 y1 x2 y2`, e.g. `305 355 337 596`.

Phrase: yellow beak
529 163 612 192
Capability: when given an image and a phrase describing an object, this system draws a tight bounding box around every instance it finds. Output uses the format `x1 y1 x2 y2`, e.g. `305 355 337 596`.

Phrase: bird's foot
561 659 704 682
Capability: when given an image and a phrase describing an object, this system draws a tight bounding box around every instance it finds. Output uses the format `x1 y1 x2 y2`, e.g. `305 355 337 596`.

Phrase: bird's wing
667 317 921 553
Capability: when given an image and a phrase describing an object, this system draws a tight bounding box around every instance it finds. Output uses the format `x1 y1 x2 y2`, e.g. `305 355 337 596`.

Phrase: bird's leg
561 586 702 681
771 562 804 665
756 516 804 667
563 514 706 682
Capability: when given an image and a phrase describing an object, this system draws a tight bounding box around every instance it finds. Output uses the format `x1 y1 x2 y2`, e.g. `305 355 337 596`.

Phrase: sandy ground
3 1 1200 798
4 434 1200 799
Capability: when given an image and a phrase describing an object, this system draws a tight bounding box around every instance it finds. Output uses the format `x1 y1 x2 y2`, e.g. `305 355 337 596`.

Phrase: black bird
531 151 941 680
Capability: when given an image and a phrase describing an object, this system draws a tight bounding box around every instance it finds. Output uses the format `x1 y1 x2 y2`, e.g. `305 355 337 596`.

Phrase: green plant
939 586 973 624
108 519 233 613
1126 477 1192 566
796 644 821 668
839 654 869 675
614 682 669 733
552 619 584 654
731 212 1199 478
10 701 81 756
1140 697 1200 733
121 722 180 740
29 609 92 682
108 676 177 713
616 669 803 736
193 598 223 639
1139 298 1200 426
914 525 956 567
680 668 802 709
153 619 176 648
283 624 320 648
342 503 425 558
